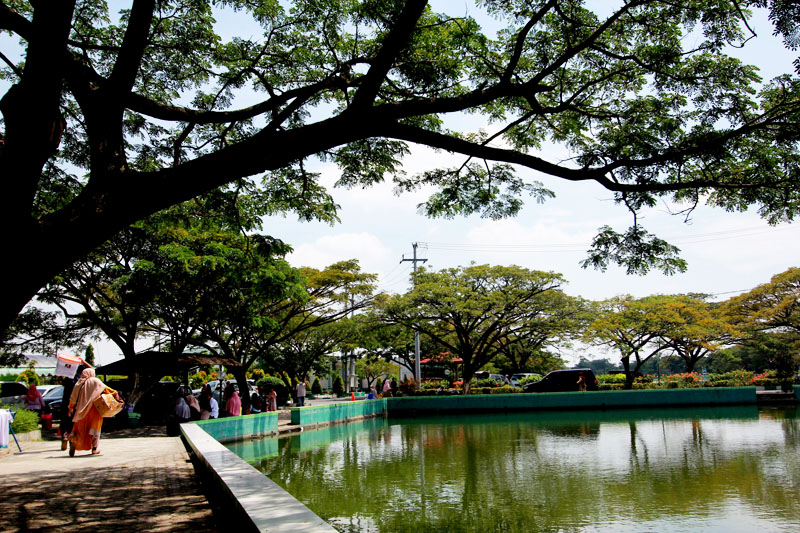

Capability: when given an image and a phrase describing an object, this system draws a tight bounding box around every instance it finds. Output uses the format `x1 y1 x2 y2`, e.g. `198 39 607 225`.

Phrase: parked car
38 385 65 412
522 369 599 393
473 372 510 385
0 381 29 406
204 379 256 405
510 373 541 387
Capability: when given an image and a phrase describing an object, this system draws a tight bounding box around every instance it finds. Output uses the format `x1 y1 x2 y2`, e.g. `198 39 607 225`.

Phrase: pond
227 406 800 532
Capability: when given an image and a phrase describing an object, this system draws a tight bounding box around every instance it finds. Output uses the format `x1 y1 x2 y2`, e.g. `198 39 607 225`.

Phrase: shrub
475 378 504 388
189 370 210 390
18 369 39 386
1 406 39 433
398 377 417 395
311 377 322 395
518 375 541 387
597 373 627 384
752 371 779 387
332 374 345 396
256 375 289 406
249 368 265 381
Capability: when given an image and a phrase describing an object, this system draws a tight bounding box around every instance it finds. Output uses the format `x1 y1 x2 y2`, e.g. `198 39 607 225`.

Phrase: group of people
172 381 281 425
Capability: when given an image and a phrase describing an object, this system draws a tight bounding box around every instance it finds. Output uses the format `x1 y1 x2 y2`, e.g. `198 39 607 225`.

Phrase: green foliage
17 369 39 386
190 370 211 390
468 386 520 395
256 375 289 406
332 373 345 396
84 345 96 367
311 377 322 395
383 264 566 392
597 373 627 384
1 407 39 434
517 375 541 387
4 0 800 338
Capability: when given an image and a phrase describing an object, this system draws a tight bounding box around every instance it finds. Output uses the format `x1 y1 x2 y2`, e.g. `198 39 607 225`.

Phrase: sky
4 2 795 365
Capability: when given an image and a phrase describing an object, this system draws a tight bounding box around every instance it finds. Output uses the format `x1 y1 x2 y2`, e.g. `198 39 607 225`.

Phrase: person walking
296 380 306 407
577 372 587 392
67 368 121 456
59 363 88 450
267 388 278 412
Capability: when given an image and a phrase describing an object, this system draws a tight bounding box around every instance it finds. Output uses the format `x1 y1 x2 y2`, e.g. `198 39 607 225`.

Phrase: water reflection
228 407 799 532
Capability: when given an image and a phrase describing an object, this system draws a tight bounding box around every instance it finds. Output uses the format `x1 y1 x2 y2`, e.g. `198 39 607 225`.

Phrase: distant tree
355 356 398 390
723 267 800 382
571 357 619 375
492 291 587 374
494 348 565 376
654 295 738 372
383 264 564 393
332 373 345 397
311 376 322 395
584 296 674 389
83 344 95 367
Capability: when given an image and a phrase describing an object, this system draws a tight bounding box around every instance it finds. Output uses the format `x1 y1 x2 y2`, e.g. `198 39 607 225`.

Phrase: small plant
1 406 39 433
517 375 541 387
332 374 345 396
18 368 39 386
311 376 322 395
256 375 289 405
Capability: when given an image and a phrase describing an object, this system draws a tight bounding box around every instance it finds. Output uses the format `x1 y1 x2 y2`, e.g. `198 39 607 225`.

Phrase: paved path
0 427 218 533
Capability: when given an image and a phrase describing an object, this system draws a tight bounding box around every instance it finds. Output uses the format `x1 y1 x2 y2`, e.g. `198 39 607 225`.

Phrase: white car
203 379 256 404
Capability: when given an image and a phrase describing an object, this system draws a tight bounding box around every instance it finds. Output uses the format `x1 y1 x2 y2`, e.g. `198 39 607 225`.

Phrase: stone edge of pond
181 422 336 533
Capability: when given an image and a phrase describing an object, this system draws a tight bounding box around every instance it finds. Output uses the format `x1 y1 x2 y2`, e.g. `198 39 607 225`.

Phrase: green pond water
227 406 800 532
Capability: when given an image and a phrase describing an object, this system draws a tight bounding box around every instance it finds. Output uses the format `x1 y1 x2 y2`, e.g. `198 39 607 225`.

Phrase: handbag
93 393 124 418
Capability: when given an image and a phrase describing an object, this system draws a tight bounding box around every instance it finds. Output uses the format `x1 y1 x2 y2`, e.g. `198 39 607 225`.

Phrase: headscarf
226 391 241 417
26 384 42 402
174 397 191 419
186 394 201 413
69 369 106 422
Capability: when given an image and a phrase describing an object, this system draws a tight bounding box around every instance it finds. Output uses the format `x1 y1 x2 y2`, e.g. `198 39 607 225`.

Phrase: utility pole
401 242 427 390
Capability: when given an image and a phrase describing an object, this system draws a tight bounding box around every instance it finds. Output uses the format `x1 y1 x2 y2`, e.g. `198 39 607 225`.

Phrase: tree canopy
382 263 565 391
2 0 800 332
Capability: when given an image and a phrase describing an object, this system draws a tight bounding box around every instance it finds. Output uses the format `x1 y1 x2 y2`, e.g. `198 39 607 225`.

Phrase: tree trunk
622 357 634 390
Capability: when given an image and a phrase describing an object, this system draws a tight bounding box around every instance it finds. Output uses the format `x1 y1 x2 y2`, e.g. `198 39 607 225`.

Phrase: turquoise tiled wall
195 411 278 442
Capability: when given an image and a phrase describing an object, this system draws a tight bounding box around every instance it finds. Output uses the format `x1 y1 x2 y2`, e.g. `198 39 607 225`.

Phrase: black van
522 369 598 393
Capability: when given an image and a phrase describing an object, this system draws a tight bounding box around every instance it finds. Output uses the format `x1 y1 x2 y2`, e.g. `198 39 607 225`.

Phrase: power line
419 223 799 254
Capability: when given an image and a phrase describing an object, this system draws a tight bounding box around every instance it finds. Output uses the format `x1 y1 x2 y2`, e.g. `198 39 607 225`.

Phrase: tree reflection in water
230 407 800 532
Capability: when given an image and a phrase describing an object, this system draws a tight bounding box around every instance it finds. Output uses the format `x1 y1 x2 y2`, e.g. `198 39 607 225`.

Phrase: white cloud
288 232 393 277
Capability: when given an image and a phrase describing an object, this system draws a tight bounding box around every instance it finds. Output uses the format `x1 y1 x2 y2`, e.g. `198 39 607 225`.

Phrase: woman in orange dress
67 368 120 456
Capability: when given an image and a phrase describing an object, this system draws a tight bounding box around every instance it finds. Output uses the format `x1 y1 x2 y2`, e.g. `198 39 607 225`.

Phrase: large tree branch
380 121 800 194
349 0 428 109
108 0 154 98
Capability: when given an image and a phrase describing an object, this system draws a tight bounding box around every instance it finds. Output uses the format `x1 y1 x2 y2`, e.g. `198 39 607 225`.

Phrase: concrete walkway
0 427 218 533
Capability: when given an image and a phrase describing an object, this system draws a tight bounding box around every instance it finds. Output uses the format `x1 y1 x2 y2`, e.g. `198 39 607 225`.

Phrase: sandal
91 448 101 455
